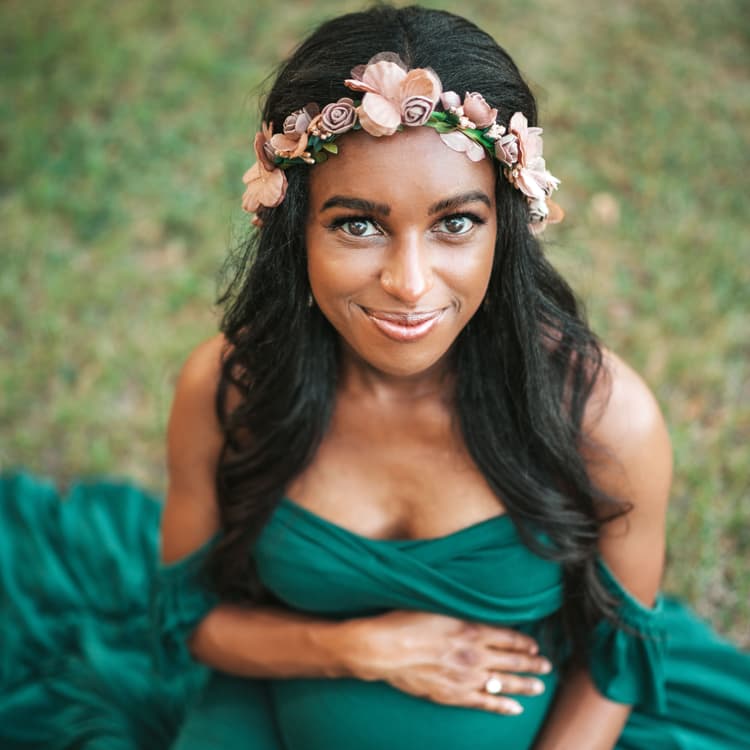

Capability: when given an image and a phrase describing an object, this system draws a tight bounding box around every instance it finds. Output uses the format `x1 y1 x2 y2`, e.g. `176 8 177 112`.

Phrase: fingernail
539 659 552 673
531 680 545 694
507 701 523 715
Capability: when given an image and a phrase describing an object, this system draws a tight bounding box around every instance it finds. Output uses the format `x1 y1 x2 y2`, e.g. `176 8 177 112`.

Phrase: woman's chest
285 414 506 541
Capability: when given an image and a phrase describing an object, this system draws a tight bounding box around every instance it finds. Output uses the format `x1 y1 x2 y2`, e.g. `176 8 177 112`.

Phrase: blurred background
1 0 748 643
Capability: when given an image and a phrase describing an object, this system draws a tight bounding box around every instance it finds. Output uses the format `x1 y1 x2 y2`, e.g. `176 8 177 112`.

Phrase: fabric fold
588 560 668 713
0 472 207 749
149 535 220 674
255 497 564 624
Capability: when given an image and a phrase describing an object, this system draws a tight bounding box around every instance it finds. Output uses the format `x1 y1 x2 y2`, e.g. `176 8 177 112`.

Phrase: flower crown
242 52 562 231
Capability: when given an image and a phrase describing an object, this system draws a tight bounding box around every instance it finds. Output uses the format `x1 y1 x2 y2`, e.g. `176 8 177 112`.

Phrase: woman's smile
359 306 449 343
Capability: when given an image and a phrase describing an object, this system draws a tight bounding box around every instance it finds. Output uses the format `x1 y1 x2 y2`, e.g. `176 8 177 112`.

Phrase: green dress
2 472 749 749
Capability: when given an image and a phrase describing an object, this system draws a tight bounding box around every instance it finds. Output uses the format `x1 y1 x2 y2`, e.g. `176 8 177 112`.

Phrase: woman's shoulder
166 330 249 489
175 333 230 394
161 334 231 563
582 349 673 604
176 333 245 412
582 348 671 471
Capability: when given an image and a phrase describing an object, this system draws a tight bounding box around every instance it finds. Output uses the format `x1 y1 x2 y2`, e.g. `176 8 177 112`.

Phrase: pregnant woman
2 4 748 749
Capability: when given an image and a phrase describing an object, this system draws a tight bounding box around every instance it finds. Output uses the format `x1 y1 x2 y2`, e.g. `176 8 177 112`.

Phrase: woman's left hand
335 609 552 715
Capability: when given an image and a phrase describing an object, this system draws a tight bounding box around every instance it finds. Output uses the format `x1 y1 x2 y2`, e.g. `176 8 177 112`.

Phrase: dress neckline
278 495 514 546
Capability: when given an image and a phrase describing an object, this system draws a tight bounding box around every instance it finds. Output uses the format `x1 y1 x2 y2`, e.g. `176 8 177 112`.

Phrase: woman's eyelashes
327 216 381 237
435 212 485 235
326 212 486 239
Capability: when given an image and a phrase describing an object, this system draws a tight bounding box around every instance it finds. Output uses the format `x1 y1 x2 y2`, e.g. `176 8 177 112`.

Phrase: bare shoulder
583 349 671 467
174 333 228 396
167 333 230 467
583 349 673 604
160 334 231 563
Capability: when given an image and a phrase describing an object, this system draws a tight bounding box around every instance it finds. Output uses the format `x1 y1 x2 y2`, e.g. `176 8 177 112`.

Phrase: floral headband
242 52 563 231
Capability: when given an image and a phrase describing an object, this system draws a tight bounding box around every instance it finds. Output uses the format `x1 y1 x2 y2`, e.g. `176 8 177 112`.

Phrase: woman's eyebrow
320 196 391 215
428 191 492 215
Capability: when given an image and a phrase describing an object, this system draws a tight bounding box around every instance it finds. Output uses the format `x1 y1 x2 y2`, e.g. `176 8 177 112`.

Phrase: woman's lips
361 307 446 342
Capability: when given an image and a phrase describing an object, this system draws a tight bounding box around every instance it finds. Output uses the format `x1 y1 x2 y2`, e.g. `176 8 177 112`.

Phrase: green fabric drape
2 473 749 749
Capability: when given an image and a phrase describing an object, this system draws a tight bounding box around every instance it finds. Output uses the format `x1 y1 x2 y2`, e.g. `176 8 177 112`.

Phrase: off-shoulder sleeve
150 535 221 674
587 560 668 714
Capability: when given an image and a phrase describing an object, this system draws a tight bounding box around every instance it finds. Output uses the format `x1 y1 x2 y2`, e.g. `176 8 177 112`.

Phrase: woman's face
306 126 497 379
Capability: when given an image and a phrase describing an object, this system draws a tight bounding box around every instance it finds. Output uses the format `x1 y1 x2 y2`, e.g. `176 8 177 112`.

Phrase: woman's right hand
340 610 553 715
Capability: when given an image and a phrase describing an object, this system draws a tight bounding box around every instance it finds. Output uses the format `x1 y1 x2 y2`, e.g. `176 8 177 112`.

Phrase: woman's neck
337 344 456 406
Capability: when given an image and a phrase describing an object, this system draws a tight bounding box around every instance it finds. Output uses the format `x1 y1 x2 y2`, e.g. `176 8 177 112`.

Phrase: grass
1 0 748 644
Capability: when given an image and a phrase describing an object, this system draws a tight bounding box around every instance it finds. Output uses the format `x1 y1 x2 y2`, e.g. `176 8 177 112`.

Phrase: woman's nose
380 232 433 303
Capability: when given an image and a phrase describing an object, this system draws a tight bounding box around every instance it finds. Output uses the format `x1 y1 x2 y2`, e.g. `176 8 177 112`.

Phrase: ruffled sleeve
587 560 668 714
150 535 221 674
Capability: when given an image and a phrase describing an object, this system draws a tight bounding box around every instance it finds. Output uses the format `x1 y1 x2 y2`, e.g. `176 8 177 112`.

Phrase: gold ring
484 676 503 695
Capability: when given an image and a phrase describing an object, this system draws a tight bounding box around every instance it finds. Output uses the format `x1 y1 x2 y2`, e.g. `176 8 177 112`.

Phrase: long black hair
212 3 627 659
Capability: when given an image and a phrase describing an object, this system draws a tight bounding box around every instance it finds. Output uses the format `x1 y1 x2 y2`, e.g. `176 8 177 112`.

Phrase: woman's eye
437 215 476 235
337 218 379 237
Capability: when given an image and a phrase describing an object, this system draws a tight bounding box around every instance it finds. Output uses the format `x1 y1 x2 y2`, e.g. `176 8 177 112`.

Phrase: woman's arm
162 337 550 714
532 351 672 750
161 335 357 679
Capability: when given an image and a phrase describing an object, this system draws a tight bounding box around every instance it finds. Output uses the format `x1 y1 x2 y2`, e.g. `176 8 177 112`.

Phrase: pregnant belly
270 673 558 750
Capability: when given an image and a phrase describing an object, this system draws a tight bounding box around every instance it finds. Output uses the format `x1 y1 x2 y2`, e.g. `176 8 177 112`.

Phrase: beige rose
462 92 497 129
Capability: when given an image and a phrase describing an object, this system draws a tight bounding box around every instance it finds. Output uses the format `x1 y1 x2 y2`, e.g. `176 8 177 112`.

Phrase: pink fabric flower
440 91 462 112
439 131 486 162
510 156 560 201
241 161 287 213
527 196 549 224
458 114 476 129
270 104 319 158
283 103 319 136
320 98 357 134
462 92 497 129
510 166 546 201
528 198 564 235
270 132 309 159
400 68 441 126
484 122 506 141
495 113 560 201
346 54 441 136
356 99 401 137
546 199 564 223
508 111 544 167
402 95 434 126
254 121 277 171
495 133 519 166
346 58 406 136
345 52 407 91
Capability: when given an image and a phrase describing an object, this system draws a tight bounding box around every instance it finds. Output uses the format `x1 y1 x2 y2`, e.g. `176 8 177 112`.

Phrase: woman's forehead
307 127 497 212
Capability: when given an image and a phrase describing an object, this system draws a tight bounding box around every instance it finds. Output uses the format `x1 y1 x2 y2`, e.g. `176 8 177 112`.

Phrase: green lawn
1 0 748 644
